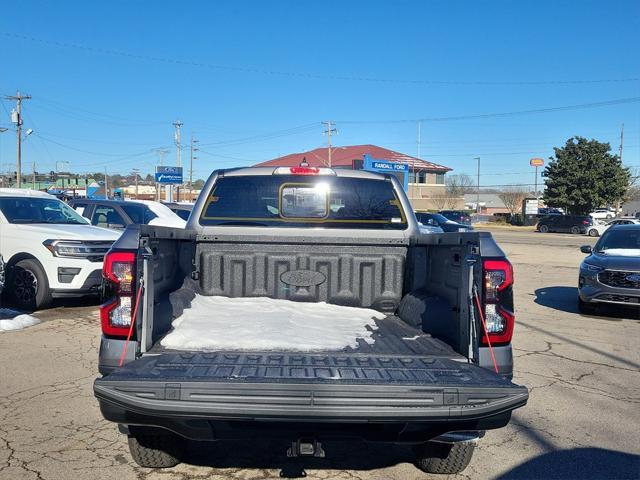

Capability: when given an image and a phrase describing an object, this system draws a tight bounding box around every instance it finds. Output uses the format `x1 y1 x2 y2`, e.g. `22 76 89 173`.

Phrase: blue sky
1 0 638 187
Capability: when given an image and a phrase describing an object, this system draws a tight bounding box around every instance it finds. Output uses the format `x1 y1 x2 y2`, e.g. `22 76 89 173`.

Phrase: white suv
590 208 616 220
0 189 120 310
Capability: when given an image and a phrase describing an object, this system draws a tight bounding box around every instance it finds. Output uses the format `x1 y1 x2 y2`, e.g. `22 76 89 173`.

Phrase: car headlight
43 240 113 260
581 261 603 273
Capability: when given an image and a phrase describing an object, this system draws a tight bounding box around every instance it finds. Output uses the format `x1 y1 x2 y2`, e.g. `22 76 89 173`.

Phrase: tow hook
287 438 325 458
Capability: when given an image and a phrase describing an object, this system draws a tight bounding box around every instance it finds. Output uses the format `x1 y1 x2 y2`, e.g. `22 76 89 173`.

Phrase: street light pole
474 157 480 213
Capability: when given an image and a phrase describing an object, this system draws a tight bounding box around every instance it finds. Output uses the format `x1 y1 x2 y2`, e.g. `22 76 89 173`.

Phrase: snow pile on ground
0 309 41 332
161 295 385 351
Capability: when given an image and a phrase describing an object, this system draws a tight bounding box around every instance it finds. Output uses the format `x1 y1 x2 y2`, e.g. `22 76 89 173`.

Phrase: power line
4 31 638 86
337 97 640 124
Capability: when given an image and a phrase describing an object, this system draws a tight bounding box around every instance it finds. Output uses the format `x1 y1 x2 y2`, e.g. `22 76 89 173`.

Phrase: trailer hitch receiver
287 439 325 458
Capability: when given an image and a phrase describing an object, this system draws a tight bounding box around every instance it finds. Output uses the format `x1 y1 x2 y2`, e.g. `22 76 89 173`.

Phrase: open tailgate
94 351 528 423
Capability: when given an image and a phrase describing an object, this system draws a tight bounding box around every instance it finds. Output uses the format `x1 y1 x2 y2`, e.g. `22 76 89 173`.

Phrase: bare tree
431 193 448 210
498 188 528 216
624 167 640 201
445 174 475 209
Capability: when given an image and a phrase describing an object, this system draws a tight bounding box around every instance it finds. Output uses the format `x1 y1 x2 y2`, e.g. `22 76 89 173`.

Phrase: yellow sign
530 158 545 167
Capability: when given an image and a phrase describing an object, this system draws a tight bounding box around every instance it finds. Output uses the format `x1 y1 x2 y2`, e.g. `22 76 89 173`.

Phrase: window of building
436 173 445 185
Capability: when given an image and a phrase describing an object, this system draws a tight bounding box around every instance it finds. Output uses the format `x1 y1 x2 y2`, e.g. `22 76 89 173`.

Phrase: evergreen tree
543 137 629 214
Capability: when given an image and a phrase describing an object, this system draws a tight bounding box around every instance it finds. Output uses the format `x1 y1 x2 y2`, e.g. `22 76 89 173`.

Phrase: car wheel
539 225 549 233
606 214 613 219
414 442 475 474
588 228 599 237
127 433 183 468
578 297 597 315
8 259 52 311
570 226 581 234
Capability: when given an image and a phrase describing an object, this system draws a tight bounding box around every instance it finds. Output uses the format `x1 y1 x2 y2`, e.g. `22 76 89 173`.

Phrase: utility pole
104 167 109 199
173 120 183 167
5 91 31 188
619 123 624 163
474 157 481 214
131 168 140 199
415 122 421 202
617 124 625 215
32 162 36 190
322 121 337 167
170 121 183 203
189 134 198 200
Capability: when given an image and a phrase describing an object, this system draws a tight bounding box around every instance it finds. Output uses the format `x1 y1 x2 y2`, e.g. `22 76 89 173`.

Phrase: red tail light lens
482 259 514 346
274 166 336 176
100 251 136 337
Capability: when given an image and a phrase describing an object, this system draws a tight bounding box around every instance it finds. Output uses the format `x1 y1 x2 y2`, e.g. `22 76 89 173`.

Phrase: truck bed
95 315 527 425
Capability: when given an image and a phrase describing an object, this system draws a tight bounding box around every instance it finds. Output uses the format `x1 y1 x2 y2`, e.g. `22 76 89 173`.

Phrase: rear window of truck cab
200 175 407 229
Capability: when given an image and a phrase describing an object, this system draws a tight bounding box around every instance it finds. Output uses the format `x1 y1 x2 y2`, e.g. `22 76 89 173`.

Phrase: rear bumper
95 380 527 441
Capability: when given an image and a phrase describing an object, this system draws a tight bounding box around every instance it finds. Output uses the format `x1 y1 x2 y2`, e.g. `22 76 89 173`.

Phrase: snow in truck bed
160 295 386 351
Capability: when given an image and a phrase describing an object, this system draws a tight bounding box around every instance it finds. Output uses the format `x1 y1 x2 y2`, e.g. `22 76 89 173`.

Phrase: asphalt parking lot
1 229 638 480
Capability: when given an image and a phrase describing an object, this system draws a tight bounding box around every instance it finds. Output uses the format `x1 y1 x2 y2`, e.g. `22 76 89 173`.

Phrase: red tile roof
255 144 451 172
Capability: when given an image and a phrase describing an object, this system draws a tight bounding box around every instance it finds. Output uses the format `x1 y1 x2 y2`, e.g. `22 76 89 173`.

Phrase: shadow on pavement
534 286 638 320
534 286 580 314
182 439 415 478
496 447 640 480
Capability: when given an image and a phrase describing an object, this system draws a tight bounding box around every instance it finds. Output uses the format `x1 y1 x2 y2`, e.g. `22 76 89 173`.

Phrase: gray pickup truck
94 166 527 474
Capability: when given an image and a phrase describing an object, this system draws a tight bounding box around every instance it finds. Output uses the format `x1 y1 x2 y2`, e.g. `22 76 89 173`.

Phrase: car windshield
430 213 453 223
595 229 640 254
200 175 407 229
0 197 89 225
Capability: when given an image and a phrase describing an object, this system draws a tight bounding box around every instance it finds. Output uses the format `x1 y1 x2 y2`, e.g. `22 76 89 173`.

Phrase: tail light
100 251 136 337
274 166 336 176
481 259 514 346
582 219 590 225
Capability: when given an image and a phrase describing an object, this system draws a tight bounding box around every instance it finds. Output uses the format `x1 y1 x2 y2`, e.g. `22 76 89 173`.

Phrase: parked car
415 212 474 232
589 208 616 220
416 222 444 234
95 166 528 474
536 215 594 234
162 202 193 221
0 189 120 310
586 218 640 237
439 209 472 225
578 224 640 314
69 199 186 230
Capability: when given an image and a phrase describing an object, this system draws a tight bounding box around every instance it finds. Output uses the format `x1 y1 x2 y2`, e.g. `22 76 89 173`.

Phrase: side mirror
580 245 592 254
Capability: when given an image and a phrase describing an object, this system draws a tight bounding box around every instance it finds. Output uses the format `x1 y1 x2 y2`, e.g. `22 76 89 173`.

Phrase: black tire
578 297 597 315
588 228 599 237
570 226 581 234
538 224 549 233
8 258 51 311
127 434 183 468
414 442 475 475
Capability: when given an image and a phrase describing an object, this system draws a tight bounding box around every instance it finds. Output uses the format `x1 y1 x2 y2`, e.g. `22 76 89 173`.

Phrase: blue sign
155 166 183 184
362 155 409 191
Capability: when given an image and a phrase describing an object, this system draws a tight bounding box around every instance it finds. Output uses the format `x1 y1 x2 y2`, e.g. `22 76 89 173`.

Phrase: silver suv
578 224 640 313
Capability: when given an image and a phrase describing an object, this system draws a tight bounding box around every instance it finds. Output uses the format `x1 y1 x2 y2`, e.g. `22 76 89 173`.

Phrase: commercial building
255 144 453 210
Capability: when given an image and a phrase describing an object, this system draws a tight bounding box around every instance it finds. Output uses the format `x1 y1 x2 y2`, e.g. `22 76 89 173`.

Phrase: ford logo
280 270 326 288
626 273 640 283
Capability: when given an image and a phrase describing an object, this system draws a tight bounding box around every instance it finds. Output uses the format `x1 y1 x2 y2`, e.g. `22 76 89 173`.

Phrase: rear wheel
127 433 184 468
588 228 599 237
570 226 581 234
539 224 549 233
414 442 475 474
8 259 51 311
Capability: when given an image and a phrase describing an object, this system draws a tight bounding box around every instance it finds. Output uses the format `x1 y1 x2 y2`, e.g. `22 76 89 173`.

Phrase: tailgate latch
287 438 325 458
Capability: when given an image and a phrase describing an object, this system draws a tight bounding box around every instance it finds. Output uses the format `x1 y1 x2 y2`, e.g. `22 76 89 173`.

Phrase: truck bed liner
96 315 527 424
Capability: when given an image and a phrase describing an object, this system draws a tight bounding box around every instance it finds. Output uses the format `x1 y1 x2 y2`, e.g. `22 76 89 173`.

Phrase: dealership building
255 144 453 210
